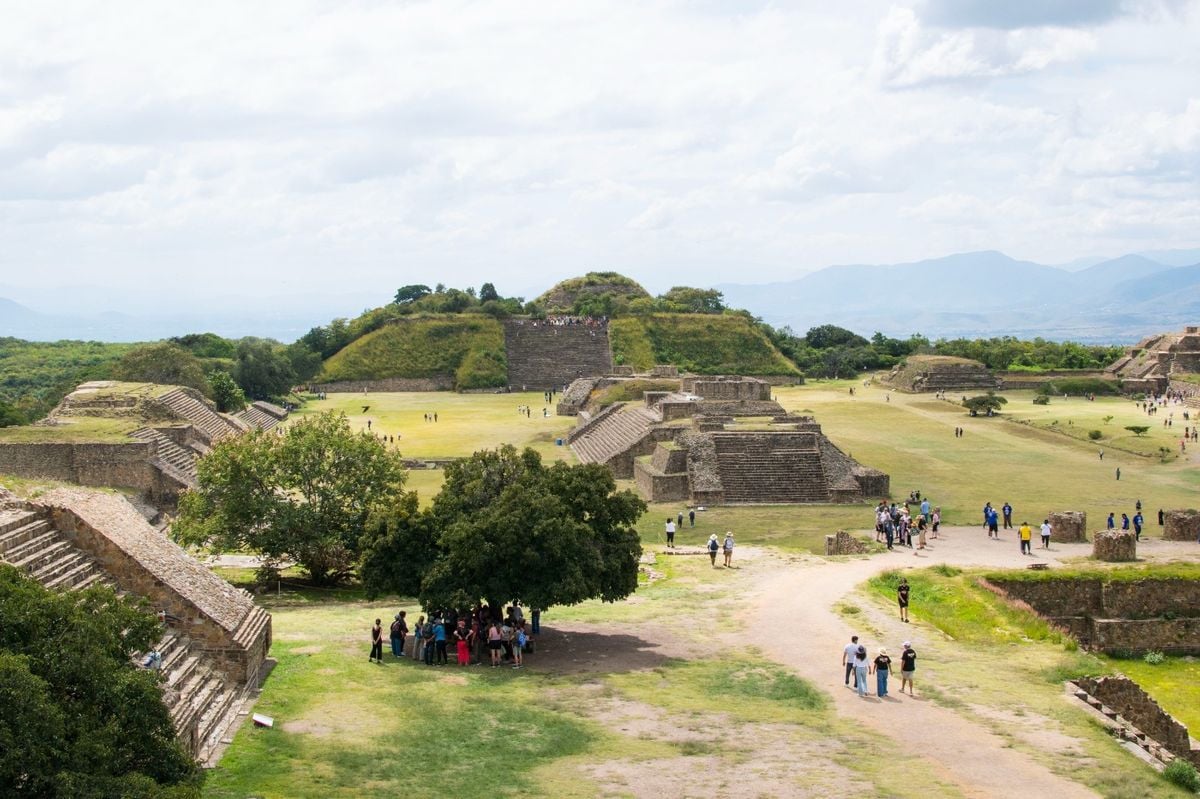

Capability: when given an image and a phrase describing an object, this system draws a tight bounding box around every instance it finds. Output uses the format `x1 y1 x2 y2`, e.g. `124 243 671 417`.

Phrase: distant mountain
717 250 1200 343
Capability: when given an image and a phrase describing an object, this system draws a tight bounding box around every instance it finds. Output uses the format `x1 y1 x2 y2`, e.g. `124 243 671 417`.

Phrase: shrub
1032 395 1050 405
1143 650 1166 665
1088 430 1103 441
1163 760 1200 792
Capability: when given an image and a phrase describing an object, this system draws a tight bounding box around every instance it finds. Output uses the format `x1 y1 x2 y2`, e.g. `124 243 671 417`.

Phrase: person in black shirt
897 579 910 623
899 642 916 696
369 618 383 664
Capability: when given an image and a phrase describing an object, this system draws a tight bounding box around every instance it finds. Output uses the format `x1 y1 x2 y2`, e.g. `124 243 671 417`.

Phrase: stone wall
1074 676 1200 766
633 458 690 502
1093 530 1137 561
0 441 163 493
312 376 455 393
683 376 772 402
1163 509 1200 541
825 530 869 556
1048 511 1087 542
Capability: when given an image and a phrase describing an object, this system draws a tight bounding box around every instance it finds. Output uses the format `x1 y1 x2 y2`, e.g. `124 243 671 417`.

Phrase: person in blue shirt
920 498 931 522
1132 512 1144 540
1121 513 1130 531
1106 513 1115 530
1002 502 1013 529
433 618 448 665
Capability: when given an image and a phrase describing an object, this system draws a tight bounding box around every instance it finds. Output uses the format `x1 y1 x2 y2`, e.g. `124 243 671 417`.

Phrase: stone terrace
504 319 613 390
883 355 1000 393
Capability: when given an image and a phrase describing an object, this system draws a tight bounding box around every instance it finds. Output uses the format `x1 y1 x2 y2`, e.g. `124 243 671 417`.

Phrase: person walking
1002 502 1013 529
707 533 719 566
369 618 384 664
871 648 892 698
1040 519 1051 549
1121 513 1130 531
689 508 696 528
842 635 860 689
1106 513 1115 530
1116 466 1121 480
1133 511 1143 540
930 507 941 539
722 531 735 567
1018 521 1033 555
665 517 676 549
677 511 684 530
899 642 917 697
854 645 870 697
897 578 910 622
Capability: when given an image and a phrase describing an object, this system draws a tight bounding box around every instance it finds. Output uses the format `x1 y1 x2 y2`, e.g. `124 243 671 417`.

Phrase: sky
1 0 1199 316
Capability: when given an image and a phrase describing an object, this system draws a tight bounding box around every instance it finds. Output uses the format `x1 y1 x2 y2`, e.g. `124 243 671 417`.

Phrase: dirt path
744 528 1199 798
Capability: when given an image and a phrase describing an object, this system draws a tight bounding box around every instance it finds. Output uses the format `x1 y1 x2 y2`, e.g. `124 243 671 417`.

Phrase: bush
1163 759 1200 792
1032 395 1050 405
1088 430 1103 441
1143 650 1166 665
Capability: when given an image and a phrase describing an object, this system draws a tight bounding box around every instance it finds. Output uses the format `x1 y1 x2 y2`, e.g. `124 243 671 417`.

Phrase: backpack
708 539 719 552
390 619 402 636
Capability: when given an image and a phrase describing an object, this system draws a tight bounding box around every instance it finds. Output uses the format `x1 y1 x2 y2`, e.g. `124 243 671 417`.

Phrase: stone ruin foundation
1093 530 1137 562
825 530 870 556
1072 676 1200 768
1048 511 1087 543
1163 509 1200 542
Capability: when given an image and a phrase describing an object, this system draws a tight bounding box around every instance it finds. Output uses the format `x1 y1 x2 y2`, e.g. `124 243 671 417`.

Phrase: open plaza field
202 382 1200 798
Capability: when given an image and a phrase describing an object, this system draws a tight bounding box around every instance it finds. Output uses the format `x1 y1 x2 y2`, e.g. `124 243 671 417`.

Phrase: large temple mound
1106 325 1200 395
882 355 1000 393
0 485 271 765
563 372 887 505
0 381 286 507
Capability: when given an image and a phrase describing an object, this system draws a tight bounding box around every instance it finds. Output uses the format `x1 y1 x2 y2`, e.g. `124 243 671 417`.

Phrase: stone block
1093 530 1137 562
824 530 869 556
1048 511 1087 543
1163 509 1200 541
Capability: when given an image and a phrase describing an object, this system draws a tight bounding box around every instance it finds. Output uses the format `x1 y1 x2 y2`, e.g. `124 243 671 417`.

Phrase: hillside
610 314 800 375
317 316 506 389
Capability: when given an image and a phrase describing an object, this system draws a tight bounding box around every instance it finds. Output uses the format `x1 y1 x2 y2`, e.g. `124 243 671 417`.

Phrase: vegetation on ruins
230 339 296 400
359 445 645 611
0 565 202 798
611 314 800 375
962 392 1008 416
175 412 407 585
0 338 134 424
207 370 247 413
114 342 213 396
929 336 1123 371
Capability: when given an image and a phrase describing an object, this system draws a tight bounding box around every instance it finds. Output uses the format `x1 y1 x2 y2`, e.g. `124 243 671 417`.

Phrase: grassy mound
318 316 505 389
536 271 651 312
610 314 800 375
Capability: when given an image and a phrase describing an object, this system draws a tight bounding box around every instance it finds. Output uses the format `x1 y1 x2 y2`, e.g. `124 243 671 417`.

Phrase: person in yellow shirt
1018 522 1033 555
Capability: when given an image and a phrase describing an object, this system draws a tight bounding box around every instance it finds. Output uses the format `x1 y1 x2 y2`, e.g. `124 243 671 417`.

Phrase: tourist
1121 513 1130 531
722 531 735 567
854 645 870 696
411 615 426 660
1099 449 1104 460
1106 513 1115 530
931 507 941 538
915 515 927 552
1018 521 1032 555
487 620 503 667
871 648 892 698
1040 519 1051 549
422 619 435 665
677 511 684 530
689 508 696 527
390 611 407 657
531 607 541 635
897 578 910 622
1158 508 1165 526
1116 467 1121 481
369 618 383 664
707 533 719 566
513 624 526 669
433 617 448 665
1002 502 1013 529
899 642 917 696
1133 511 1143 540
665 517 676 548
500 617 515 663
842 635 860 688
454 620 470 666
920 497 931 523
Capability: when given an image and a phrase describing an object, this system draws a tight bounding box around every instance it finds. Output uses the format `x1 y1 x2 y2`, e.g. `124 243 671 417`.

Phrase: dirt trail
744 528 1198 798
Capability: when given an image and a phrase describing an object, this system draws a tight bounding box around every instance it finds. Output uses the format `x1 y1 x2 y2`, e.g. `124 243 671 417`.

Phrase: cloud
921 0 1126 30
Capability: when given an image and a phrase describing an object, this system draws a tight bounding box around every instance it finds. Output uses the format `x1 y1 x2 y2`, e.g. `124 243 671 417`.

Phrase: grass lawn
1104 656 1200 734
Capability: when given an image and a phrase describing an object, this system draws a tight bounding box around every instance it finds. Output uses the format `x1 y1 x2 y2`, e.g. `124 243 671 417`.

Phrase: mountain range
717 249 1200 343
3 248 1200 344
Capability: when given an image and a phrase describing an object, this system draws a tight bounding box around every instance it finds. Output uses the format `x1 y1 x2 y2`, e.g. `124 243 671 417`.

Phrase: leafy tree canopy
360 446 645 611
232 339 296 400
114 343 211 396
394 284 432 305
962 392 1008 416
175 412 407 585
1125 425 1150 436
657 287 725 314
479 282 500 303
169 332 236 359
0 565 201 798
207 370 246 413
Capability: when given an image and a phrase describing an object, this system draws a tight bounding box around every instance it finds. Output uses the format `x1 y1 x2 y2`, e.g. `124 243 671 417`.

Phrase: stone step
31 549 90 585
44 559 105 591
0 519 53 554
3 530 63 566
0 510 43 537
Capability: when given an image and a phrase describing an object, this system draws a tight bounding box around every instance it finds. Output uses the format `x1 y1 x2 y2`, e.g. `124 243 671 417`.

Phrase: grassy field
200 381 1200 797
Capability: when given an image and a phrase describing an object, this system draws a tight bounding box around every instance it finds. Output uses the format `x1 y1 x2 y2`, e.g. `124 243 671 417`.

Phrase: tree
962 393 1008 416
805 324 868 350
0 565 202 798
360 446 645 611
479 282 500 303
1125 425 1150 437
232 339 296 400
206 370 246 413
658 286 725 314
175 412 407 585
114 343 210 395
169 332 236 359
393 284 432 305
0 400 26 428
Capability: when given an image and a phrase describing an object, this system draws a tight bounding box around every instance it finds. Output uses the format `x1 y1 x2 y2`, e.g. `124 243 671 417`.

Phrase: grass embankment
859 566 1195 798
318 316 506 389
609 314 800 375
0 416 140 442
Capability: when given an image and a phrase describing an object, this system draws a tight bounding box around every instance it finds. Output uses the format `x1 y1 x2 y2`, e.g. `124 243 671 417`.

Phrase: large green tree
206 370 246 413
175 412 407 585
0 565 201 798
232 339 296 400
360 446 645 611
963 393 1008 416
114 343 211 395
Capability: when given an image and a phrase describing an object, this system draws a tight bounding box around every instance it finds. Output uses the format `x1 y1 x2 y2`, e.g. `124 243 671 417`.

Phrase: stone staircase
0 508 113 591
236 405 281 430
0 505 249 765
129 427 198 487
504 320 613 390
156 388 241 443
711 433 831 503
571 405 660 466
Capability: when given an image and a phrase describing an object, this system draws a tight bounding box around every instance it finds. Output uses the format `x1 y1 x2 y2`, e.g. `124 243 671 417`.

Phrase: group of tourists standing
874 496 938 552
371 604 539 670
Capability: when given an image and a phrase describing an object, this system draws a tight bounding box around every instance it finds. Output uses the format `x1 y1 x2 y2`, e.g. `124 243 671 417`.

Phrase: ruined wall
1074 676 1200 766
1048 511 1087 543
1094 530 1137 562
0 442 157 492
1163 509 1200 541
825 530 869 556
686 378 772 402
634 459 690 502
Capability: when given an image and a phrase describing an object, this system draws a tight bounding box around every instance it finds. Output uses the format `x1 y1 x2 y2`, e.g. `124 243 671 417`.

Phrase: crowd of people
370 603 541 670
873 493 939 552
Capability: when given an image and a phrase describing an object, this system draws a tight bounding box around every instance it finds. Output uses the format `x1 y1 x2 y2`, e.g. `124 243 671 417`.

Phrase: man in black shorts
897 578 910 623
900 642 917 696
